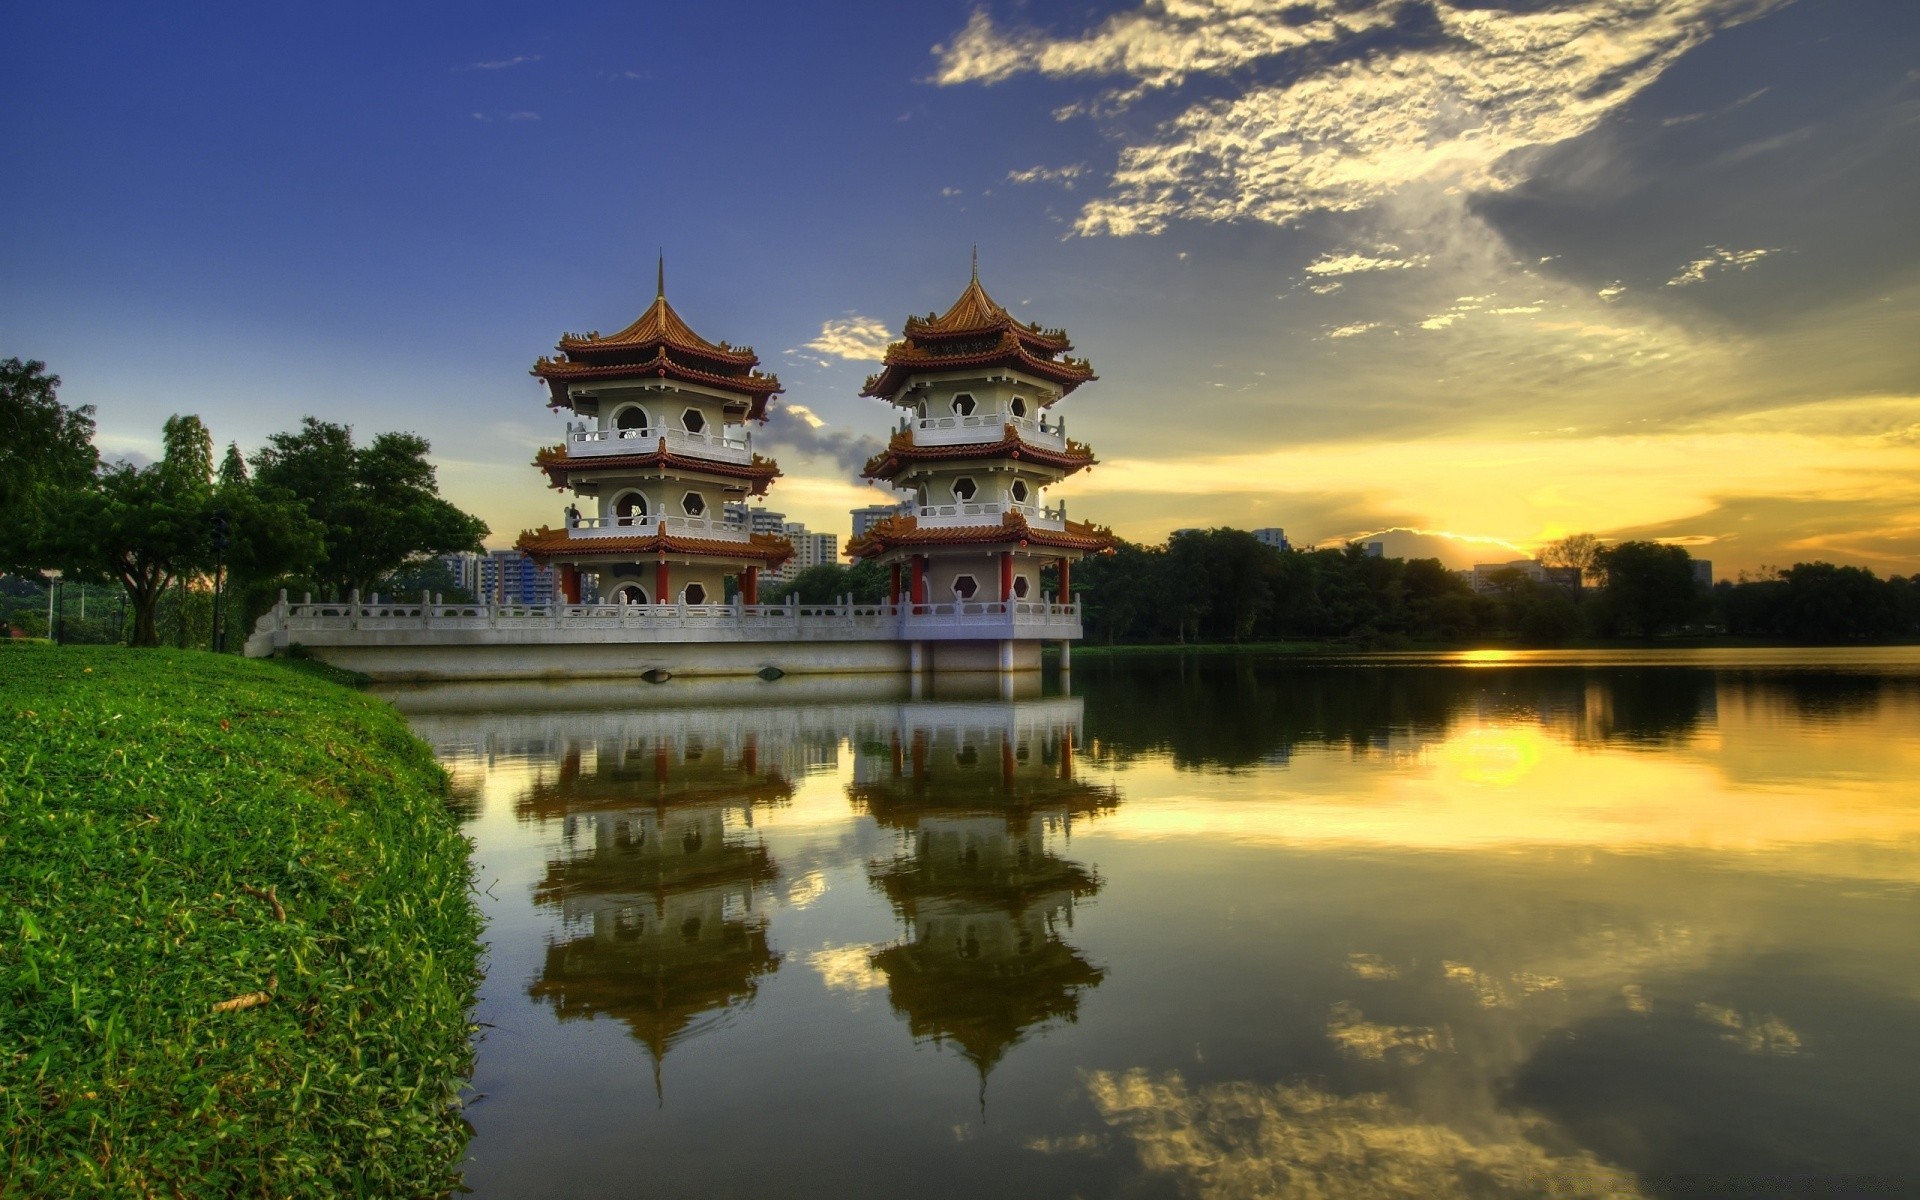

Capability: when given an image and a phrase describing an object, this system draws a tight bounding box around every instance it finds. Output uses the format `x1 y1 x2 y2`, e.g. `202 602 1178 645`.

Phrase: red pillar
1060 730 1074 781
889 562 902 607
742 733 758 775
559 565 582 604
1000 736 1015 790
1058 557 1071 601
743 566 758 605
910 555 927 610
655 559 670 604
1000 552 1014 603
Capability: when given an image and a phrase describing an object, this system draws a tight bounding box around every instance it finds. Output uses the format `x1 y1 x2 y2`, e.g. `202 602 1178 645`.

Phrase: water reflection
523 720 795 1087
377 653 1920 1199
848 701 1119 1084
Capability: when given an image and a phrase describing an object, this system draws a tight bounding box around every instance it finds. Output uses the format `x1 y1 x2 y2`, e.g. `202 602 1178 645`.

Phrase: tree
0 358 98 574
1592 540 1699 637
1539 532 1602 576
250 418 487 597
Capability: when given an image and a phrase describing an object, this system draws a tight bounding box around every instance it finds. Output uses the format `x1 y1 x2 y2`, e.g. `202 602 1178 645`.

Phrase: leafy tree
1592 540 1699 637
250 418 487 597
1539 532 1602 576
0 358 98 574
377 556 475 604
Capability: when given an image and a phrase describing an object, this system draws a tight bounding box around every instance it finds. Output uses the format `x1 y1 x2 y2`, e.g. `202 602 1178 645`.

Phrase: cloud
761 405 886 477
935 0 1785 237
801 315 893 361
1305 249 1431 277
1007 163 1087 188
505 111 541 122
1325 321 1382 340
1666 246 1777 287
466 55 541 70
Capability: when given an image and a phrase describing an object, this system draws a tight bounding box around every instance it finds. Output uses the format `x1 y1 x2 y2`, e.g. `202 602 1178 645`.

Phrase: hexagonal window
951 477 977 503
682 492 707 517
951 393 977 417
681 408 707 435
1012 575 1031 599
952 574 979 600
615 406 649 431
683 583 709 605
1010 479 1030 504
1010 396 1028 418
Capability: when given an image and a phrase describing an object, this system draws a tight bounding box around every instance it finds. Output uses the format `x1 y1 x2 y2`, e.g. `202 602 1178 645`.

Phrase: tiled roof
861 272 1093 401
844 511 1115 559
861 426 1096 481
558 291 760 368
516 526 794 566
902 276 1074 352
533 444 781 496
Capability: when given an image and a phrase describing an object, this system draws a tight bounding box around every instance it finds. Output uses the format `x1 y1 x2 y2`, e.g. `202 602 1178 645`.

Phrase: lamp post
210 508 231 653
45 569 61 645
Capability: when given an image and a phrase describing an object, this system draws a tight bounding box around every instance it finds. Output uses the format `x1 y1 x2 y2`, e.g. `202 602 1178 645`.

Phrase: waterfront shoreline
0 644 482 1198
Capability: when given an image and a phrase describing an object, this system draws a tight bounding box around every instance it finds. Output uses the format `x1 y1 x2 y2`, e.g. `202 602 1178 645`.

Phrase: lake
379 647 1920 1198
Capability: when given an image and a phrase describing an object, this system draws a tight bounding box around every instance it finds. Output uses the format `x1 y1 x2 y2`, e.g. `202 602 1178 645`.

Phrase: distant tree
250 418 487 597
54 415 321 647
1592 540 1699 637
0 358 98 574
1539 532 1603 576
377 556 474 604
773 564 852 605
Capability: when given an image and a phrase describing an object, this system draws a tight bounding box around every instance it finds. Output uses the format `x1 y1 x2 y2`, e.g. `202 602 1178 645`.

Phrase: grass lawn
1 644 482 1197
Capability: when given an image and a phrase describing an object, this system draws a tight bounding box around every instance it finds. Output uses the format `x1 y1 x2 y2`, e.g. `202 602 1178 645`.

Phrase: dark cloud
759 407 885 478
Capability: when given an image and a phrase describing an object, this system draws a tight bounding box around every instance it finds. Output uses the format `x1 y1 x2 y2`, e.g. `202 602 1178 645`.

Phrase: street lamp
210 508 231 653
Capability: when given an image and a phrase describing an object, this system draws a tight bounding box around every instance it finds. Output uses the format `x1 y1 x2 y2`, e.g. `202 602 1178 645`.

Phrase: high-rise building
478 549 558 606
1692 559 1714 588
850 504 900 540
1251 527 1290 551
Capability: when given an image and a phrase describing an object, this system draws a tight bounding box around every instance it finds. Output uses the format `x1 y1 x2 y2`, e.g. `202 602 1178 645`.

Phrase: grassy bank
1 644 482 1197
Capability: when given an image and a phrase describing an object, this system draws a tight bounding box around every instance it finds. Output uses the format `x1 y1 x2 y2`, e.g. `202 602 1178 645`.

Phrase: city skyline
5 0 1917 575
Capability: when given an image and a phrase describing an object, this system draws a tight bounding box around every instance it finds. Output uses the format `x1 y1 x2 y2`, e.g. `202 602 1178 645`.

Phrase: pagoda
517 261 792 606
845 264 1115 657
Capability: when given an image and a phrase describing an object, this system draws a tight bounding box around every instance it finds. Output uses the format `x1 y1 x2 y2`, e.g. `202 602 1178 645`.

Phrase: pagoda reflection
526 715 805 1087
850 697 1120 1083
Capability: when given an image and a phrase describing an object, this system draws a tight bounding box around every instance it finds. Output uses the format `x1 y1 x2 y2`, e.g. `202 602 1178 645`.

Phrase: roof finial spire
656 250 665 300
971 244 979 282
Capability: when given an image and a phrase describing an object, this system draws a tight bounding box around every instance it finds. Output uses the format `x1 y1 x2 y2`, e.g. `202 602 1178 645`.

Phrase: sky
4 0 1918 577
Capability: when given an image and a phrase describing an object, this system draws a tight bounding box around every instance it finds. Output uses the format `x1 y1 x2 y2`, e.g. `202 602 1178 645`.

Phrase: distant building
438 551 482 595
850 504 900 540
1251 527 1290 552
1362 541 1385 558
783 524 839 579
1470 559 1581 594
724 504 789 539
1691 559 1713 588
478 549 557 605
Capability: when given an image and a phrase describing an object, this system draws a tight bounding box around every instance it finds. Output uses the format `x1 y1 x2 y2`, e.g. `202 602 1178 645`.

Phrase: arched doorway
613 405 649 432
614 491 649 527
613 583 648 605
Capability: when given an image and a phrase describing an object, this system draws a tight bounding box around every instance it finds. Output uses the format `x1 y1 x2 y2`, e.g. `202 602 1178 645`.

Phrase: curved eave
860 340 1094 400
555 295 762 369
517 526 795 566
860 428 1097 481
844 515 1116 559
534 447 783 496
902 319 1073 356
533 351 783 420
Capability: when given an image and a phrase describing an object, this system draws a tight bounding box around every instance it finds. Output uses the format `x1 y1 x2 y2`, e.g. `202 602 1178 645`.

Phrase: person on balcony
565 503 581 529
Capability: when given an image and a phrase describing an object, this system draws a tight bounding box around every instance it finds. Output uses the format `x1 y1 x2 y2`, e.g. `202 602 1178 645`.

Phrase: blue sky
6 0 1918 574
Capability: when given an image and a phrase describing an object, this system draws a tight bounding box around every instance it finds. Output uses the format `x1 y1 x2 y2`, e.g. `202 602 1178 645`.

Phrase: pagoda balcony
568 513 751 543
910 412 1065 451
566 425 753 464
907 501 1067 531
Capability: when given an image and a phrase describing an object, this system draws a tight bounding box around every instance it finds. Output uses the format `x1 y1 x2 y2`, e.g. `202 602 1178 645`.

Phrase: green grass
0 644 482 1198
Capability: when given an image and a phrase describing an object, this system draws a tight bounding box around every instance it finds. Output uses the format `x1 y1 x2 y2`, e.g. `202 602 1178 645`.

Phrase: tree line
1 358 486 646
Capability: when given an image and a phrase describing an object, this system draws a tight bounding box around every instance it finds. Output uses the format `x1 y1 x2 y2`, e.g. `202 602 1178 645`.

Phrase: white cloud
505 111 541 122
801 315 893 361
1305 249 1432 277
935 0 1785 237
1666 246 1777 287
468 55 541 70
1327 321 1382 340
1007 163 1087 188
784 403 828 430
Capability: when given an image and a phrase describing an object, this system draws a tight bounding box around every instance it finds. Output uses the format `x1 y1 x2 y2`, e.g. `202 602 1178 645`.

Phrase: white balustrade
567 512 750 542
911 412 1065 450
564 425 752 464
909 501 1066 530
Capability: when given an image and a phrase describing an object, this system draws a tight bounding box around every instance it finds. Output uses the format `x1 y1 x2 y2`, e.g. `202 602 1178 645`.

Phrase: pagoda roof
845 512 1116 560
532 271 783 420
860 426 1097 481
534 443 782 495
861 273 1095 401
517 774 796 819
517 525 795 566
869 938 1102 1076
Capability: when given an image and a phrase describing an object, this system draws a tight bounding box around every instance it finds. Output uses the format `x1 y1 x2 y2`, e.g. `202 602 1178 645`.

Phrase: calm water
379 648 1920 1199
